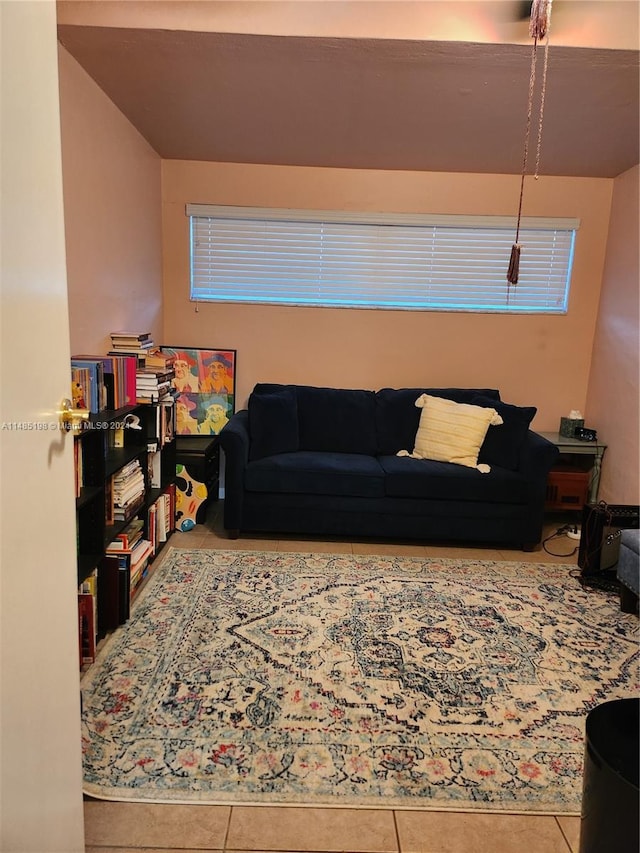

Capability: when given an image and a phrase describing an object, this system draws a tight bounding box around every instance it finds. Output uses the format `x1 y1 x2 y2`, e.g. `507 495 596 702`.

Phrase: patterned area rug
81 548 638 813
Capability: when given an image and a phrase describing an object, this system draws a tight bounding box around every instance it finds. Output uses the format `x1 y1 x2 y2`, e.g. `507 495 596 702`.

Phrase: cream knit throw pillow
397 393 503 473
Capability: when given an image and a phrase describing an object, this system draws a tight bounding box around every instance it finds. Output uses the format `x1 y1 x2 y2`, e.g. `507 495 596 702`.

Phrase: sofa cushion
245 451 385 497
379 455 530 504
375 387 501 455
296 386 377 455
248 386 299 460
618 530 640 595
473 396 537 471
399 394 502 472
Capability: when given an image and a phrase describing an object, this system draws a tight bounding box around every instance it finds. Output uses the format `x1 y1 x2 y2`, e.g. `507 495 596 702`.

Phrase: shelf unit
75 402 176 662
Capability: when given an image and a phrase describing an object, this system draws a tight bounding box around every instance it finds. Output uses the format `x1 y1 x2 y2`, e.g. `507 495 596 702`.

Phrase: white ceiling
56 0 640 178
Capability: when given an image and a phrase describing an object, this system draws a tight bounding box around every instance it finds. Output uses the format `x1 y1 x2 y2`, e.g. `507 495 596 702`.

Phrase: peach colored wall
58 46 163 355
585 165 639 504
56 0 639 50
162 160 613 430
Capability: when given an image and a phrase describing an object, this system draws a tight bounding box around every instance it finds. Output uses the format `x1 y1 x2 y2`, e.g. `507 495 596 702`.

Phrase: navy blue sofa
219 383 559 549
617 529 639 613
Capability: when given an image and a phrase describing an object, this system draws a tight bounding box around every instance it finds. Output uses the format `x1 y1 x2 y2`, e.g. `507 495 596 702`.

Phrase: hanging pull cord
507 34 539 291
535 24 551 179
507 0 553 293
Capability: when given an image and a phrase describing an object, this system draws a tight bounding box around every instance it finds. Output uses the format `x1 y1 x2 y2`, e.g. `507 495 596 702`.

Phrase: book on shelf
71 357 107 413
111 341 154 349
105 535 153 605
113 493 145 523
147 502 158 555
148 401 172 447
118 561 131 623
78 592 97 665
109 354 137 408
136 388 172 405
79 567 99 597
109 459 145 521
156 484 176 542
136 368 175 392
144 349 175 371
156 493 168 543
98 555 121 631
113 467 144 490
72 355 120 410
71 367 91 412
113 487 145 515
110 332 155 361
145 485 175 549
73 436 83 498
110 347 154 360
78 567 98 664
137 380 173 391
113 457 143 480
110 331 153 345
130 536 153 565
113 471 145 498
100 551 132 624
159 397 176 446
136 367 174 381
106 517 145 552
113 475 145 499
136 374 175 390
147 444 162 489
129 539 154 593
104 476 114 524
113 476 145 504
79 354 136 409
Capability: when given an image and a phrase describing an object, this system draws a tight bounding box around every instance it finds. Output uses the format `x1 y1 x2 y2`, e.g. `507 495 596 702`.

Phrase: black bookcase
75 402 176 642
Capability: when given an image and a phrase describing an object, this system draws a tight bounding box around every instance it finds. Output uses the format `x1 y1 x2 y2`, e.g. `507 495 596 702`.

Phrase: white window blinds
187 205 578 314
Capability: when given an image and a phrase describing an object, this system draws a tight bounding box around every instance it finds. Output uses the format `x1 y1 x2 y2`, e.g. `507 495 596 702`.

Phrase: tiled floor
84 505 587 853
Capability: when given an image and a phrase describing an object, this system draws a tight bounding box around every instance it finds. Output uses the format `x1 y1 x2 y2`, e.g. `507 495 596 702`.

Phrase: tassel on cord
529 0 551 39
507 244 521 286
508 0 553 292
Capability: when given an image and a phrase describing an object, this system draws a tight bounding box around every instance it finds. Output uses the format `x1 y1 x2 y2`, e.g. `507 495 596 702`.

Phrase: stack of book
136 367 175 403
107 517 144 551
106 520 154 601
111 458 145 521
110 331 154 354
144 349 175 372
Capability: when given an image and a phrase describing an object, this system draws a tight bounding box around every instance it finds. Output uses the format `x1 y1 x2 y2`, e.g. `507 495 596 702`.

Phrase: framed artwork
160 346 236 436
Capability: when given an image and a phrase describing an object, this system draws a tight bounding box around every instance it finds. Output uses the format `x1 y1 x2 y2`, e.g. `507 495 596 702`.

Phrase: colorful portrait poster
160 347 236 436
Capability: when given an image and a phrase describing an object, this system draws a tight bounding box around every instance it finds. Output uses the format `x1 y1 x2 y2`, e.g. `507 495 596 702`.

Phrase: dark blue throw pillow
248 387 299 460
374 387 502 455
473 396 537 471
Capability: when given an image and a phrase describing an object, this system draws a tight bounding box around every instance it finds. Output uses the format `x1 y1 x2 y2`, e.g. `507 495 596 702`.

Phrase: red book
124 356 137 406
78 593 96 665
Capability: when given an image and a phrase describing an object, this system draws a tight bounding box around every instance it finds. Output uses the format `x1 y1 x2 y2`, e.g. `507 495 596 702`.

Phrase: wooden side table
538 431 607 504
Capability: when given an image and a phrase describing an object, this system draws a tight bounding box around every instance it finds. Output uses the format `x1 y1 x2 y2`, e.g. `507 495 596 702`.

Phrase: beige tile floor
85 504 588 853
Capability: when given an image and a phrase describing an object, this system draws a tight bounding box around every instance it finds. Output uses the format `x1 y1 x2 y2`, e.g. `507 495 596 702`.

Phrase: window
187 205 578 314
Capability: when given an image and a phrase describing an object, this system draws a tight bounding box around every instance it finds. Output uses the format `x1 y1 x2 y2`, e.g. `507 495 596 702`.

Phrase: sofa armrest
518 430 560 485
218 409 250 534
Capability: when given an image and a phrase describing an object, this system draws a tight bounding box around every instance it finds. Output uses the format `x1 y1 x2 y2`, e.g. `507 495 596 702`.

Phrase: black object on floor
579 697 639 853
